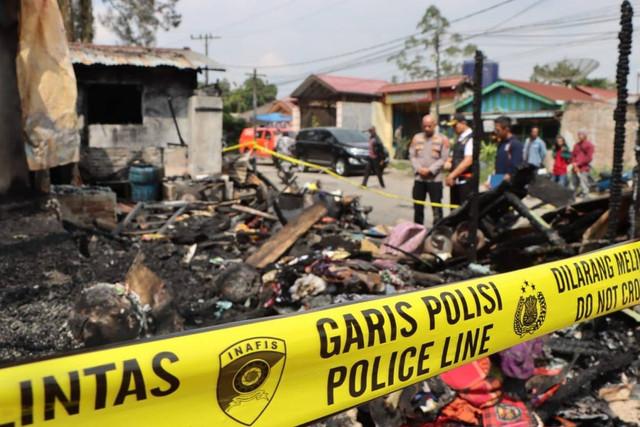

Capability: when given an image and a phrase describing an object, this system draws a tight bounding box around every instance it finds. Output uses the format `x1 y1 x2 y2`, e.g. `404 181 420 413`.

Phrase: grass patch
389 161 412 171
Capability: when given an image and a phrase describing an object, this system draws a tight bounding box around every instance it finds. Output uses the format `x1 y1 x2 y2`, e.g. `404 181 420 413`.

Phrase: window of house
87 84 143 125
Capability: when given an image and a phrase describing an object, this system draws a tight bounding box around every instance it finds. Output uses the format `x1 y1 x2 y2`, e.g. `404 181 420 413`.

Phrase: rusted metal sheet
69 43 225 71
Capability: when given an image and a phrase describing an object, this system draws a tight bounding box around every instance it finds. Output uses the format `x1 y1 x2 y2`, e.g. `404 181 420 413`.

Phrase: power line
234 3 635 91
219 0 350 38
190 34 221 85
484 0 550 32
222 37 409 70
213 0 300 32
449 0 521 24
221 0 527 70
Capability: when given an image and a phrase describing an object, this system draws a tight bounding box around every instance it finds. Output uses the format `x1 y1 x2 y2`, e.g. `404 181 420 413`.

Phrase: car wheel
334 158 348 176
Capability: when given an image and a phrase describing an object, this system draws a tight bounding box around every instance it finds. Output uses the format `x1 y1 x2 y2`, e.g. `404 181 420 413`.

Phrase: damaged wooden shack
70 43 226 184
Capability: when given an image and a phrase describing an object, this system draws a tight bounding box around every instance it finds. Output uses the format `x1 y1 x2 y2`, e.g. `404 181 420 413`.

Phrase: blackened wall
0 0 29 195
74 65 197 148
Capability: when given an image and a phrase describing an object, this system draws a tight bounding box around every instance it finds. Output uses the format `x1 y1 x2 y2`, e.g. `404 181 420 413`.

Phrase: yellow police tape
2 240 640 426
223 141 459 209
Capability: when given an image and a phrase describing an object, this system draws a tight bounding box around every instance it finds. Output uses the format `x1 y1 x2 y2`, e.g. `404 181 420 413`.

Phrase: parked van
238 127 296 157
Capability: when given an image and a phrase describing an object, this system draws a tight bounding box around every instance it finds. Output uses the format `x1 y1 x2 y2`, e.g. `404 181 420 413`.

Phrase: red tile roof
575 85 617 100
277 97 298 109
316 74 388 95
378 76 466 94
505 79 595 102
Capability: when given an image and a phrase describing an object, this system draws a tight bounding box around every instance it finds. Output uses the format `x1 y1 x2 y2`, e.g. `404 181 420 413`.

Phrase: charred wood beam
537 348 638 423
632 98 640 238
503 191 565 245
607 0 633 241
468 50 484 263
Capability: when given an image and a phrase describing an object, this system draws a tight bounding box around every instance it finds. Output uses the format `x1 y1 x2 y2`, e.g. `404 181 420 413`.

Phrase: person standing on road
275 131 295 172
494 116 523 182
571 128 595 197
444 113 474 207
523 126 547 169
393 124 403 150
410 115 449 225
362 126 386 189
551 135 571 187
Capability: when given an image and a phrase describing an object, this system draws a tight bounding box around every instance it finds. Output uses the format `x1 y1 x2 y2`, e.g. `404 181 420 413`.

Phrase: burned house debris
1 0 640 426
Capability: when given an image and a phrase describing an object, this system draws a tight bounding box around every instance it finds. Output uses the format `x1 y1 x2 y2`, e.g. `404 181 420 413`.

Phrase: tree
57 0 182 46
57 0 94 43
530 62 581 85
217 77 279 143
223 77 278 114
530 61 614 88
388 6 476 81
100 0 181 46
573 77 616 90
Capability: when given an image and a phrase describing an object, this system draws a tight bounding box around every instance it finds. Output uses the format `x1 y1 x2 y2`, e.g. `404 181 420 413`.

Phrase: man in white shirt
444 113 474 207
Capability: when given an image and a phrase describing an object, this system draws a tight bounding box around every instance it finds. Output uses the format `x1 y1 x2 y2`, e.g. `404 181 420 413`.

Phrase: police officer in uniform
444 113 474 207
409 114 450 225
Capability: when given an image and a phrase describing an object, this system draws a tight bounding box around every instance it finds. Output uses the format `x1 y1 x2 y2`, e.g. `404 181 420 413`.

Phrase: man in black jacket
362 126 386 189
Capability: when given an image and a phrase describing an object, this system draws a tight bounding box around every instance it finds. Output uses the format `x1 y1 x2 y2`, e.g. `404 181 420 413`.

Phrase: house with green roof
456 79 596 141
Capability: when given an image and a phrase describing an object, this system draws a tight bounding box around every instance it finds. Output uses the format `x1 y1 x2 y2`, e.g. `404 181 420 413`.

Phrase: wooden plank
583 210 610 242
246 203 327 269
230 204 279 221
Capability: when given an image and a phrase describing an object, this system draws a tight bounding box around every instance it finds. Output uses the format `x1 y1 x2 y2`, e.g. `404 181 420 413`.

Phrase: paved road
256 160 455 227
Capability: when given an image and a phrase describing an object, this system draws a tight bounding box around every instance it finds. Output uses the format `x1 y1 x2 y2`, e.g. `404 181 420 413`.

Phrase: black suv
294 127 389 176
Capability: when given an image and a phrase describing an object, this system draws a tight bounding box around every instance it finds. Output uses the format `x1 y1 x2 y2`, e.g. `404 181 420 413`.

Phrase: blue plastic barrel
129 165 158 185
129 165 159 201
130 183 159 201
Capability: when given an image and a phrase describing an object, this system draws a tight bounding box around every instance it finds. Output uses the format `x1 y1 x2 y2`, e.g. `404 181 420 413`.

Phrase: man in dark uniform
409 114 449 225
362 126 385 188
444 113 474 207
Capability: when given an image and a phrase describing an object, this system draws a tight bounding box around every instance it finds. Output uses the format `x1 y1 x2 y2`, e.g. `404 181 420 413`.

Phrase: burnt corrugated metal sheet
69 43 225 71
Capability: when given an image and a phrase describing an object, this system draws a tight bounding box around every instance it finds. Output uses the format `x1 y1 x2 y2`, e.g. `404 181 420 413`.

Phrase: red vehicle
238 127 296 157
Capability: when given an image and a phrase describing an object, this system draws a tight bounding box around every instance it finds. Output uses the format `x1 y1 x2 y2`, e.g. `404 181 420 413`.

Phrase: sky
93 0 640 97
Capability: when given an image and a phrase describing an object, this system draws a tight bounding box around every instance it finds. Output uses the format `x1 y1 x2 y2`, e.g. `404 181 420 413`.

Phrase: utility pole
245 69 267 134
190 34 220 85
435 32 440 128
245 69 266 170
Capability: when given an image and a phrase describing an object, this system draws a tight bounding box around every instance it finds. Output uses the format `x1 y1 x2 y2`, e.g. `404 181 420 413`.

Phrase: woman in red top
551 135 571 187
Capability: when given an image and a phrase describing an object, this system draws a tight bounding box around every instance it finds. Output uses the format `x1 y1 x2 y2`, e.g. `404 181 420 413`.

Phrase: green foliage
100 0 181 46
310 115 320 128
479 140 497 184
530 62 581 84
215 79 245 143
221 77 278 114
480 140 497 165
388 6 476 81
223 111 246 145
574 77 616 90
530 63 614 89
394 136 411 160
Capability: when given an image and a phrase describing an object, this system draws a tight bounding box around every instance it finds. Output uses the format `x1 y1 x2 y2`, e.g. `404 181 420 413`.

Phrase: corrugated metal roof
69 43 225 71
